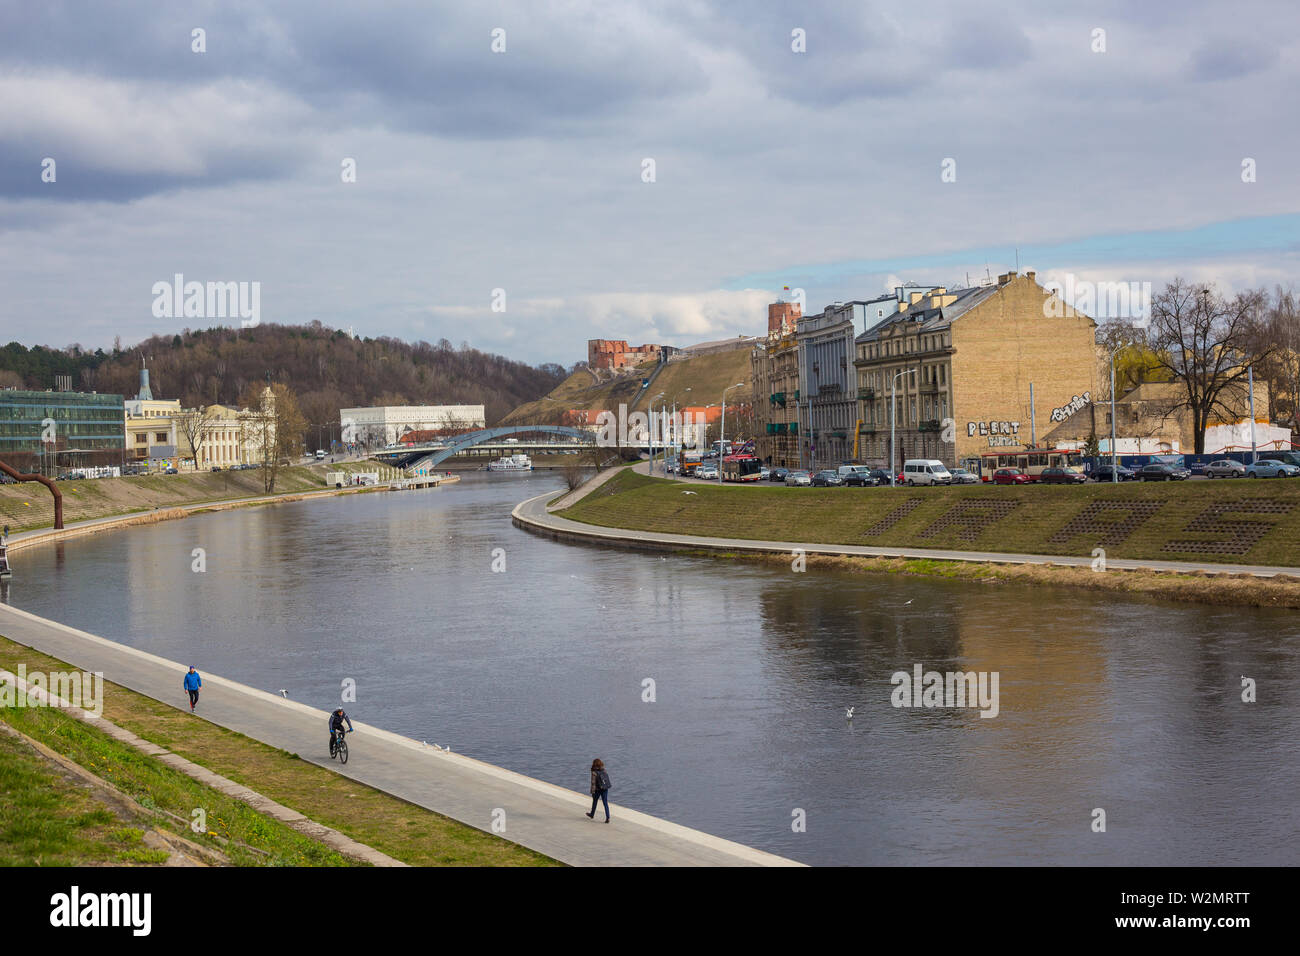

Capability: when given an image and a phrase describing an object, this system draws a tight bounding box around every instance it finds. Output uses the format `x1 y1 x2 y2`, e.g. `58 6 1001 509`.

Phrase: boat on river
488 453 533 473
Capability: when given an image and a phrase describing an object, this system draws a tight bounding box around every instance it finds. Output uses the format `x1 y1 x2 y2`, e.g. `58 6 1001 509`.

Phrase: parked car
1138 463 1190 481
811 470 844 487
211 465 223 472
1090 464 1136 481
867 468 894 486
784 470 812 486
0 474 15 484
1039 466 1088 485
768 467 789 482
1246 459 1300 479
164 467 179 475
843 470 878 487
948 468 980 484
1204 459 1246 478
992 468 1031 485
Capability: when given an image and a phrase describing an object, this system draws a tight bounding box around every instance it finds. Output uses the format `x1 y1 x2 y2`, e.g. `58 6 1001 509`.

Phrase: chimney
1026 270 1036 283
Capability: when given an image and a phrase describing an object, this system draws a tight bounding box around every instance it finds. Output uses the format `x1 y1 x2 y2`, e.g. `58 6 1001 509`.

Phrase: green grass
0 703 354 866
0 465 336 534
0 730 144 866
560 469 1300 567
0 636 560 867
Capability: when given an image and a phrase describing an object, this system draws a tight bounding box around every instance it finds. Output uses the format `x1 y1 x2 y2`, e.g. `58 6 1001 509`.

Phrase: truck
678 451 703 476
315 449 326 460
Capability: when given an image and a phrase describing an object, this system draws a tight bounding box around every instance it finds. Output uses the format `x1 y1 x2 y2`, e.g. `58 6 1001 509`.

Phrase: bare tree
1254 286 1300 429
240 382 308 493
1146 278 1272 454
176 406 217 469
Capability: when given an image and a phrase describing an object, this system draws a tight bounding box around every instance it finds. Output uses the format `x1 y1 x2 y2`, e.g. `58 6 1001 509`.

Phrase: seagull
900 599 913 606
845 707 855 719
278 689 288 697
440 745 451 753
682 491 697 495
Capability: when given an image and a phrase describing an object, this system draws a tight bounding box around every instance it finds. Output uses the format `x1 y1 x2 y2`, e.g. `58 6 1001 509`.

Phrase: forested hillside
0 323 568 426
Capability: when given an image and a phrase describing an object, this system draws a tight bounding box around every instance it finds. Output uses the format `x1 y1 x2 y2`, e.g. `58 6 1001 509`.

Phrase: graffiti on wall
967 420 1022 448
1050 392 1091 423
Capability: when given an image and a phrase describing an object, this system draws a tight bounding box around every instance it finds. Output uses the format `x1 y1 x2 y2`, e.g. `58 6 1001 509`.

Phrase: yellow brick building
854 272 1099 470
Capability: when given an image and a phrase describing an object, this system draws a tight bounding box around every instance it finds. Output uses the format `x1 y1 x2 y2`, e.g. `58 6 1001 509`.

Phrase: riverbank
0 634 551 866
0 603 799 867
512 468 1300 608
0 462 458 549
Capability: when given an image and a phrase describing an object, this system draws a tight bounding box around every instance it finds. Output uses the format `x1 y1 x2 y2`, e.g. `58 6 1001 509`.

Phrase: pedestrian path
0 603 801 867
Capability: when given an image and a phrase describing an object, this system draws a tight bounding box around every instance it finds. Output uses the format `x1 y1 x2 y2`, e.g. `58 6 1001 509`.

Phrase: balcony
770 391 787 407
919 381 938 395
918 419 942 432
857 387 875 402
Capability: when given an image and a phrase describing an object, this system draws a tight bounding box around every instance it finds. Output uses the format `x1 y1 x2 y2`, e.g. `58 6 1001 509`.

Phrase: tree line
0 322 569 446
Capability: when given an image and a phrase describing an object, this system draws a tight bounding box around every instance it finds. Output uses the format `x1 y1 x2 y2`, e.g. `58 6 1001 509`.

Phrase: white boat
488 453 533 473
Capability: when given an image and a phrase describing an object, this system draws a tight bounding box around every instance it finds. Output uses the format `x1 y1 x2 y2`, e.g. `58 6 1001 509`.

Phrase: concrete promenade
0 495 801 867
513 461 1300 579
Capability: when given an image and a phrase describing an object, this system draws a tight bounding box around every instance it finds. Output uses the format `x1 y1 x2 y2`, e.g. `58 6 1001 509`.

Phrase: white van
903 459 952 486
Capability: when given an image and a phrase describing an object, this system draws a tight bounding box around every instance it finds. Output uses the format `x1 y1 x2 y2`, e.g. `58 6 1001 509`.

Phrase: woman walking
586 758 611 823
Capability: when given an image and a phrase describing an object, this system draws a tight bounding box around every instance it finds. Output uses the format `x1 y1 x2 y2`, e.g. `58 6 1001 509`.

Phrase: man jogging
183 666 202 712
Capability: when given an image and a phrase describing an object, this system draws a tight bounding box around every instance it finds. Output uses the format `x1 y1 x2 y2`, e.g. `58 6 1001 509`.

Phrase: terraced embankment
532 468 1300 606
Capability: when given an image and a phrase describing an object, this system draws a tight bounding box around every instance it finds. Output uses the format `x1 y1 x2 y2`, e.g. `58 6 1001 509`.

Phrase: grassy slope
0 464 362 534
0 706 352 866
561 469 1300 567
501 348 751 424
0 637 559 866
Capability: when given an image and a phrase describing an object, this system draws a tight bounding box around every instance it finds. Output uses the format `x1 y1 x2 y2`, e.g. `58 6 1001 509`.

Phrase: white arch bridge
371 425 595 470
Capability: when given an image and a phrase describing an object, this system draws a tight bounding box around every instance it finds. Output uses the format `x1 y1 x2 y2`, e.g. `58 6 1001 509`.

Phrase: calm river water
4 473 1298 865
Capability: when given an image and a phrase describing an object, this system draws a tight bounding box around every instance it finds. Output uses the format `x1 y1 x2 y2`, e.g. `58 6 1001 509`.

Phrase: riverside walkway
513 461 1300 579
0 493 801 867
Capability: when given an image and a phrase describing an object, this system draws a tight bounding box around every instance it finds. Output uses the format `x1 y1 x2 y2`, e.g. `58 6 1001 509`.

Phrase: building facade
0 387 126 474
123 367 180 468
752 300 801 466
339 404 487 447
854 272 1099 470
798 296 899 469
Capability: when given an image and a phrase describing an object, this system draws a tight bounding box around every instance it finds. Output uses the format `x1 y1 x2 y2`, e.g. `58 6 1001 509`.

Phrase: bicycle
331 727 350 764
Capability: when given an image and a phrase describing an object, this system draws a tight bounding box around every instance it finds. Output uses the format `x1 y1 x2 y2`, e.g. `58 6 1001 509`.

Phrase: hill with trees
0 323 568 429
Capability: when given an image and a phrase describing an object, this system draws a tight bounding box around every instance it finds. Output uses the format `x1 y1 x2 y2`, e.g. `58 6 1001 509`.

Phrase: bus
721 453 762 482
970 448 1084 481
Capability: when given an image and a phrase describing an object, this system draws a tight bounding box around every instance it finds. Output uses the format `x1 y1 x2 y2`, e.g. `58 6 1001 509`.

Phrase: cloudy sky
2 0 1298 365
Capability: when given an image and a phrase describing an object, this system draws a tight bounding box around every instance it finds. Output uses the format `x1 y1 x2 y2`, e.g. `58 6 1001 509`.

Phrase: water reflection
3 473 1298 865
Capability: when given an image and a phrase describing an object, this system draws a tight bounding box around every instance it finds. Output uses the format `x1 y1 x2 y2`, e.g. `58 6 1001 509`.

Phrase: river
3 472 1297 865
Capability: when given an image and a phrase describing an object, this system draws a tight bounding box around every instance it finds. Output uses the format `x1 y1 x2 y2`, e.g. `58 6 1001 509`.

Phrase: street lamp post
720 382 746 484
889 368 916 487
1110 351 1118 483
649 391 665 474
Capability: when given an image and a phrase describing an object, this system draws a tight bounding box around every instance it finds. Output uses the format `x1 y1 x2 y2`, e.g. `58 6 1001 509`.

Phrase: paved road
0 603 799 867
516 464 1300 578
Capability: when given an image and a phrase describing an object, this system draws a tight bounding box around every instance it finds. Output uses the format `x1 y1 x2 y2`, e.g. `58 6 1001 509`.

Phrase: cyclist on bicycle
328 707 354 756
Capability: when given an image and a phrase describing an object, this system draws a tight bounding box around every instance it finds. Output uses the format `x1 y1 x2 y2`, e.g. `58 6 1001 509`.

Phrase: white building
339 405 486 446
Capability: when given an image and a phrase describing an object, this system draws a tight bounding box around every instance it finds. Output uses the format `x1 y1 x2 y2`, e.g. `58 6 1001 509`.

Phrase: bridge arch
383 425 593 470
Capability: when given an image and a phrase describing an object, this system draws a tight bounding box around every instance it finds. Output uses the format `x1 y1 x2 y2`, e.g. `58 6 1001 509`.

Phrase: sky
2 0 1299 366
